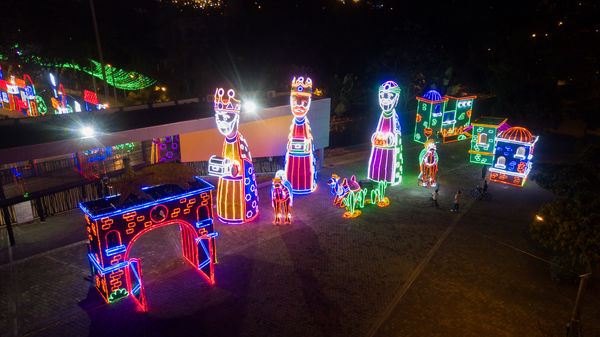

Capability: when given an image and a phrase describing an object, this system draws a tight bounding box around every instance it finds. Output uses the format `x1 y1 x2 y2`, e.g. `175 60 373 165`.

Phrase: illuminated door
127 258 147 312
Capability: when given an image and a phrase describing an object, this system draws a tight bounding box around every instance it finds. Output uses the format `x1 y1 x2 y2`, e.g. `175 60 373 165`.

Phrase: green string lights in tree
1 50 156 90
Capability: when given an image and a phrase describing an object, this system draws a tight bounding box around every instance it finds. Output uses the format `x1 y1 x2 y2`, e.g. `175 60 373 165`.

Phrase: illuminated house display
208 88 259 224
284 76 317 194
468 117 510 165
79 176 217 312
489 126 538 187
413 90 477 144
367 80 403 186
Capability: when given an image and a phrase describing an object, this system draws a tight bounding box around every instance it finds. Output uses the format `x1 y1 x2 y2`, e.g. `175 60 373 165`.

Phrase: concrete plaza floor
1 141 599 337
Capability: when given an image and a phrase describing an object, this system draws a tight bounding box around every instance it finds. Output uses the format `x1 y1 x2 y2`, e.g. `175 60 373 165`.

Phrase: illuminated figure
489 126 538 187
418 140 439 187
367 81 403 186
327 174 347 207
208 88 259 224
284 76 317 195
271 170 293 225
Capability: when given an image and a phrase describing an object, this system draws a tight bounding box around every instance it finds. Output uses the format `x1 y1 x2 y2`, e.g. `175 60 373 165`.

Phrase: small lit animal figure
271 170 293 225
342 175 367 218
327 174 348 208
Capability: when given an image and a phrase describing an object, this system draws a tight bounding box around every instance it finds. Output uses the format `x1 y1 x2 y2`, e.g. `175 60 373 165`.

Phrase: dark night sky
1 0 599 129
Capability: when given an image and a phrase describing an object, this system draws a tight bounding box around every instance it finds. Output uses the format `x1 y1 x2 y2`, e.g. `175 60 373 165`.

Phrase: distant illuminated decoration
284 76 318 195
271 170 293 225
489 126 538 187
0 66 40 116
468 117 510 165
413 89 477 144
208 88 259 224
418 140 438 187
151 135 181 164
79 177 217 312
367 80 403 186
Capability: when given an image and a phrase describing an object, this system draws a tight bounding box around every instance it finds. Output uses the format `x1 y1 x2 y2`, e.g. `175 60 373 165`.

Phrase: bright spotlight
244 101 257 113
80 126 95 138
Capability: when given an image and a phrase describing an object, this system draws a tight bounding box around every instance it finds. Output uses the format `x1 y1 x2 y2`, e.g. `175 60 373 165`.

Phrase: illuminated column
208 88 259 224
367 81 403 186
284 76 317 195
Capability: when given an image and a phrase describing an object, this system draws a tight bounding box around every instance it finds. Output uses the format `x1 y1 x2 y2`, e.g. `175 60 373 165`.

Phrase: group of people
430 179 488 212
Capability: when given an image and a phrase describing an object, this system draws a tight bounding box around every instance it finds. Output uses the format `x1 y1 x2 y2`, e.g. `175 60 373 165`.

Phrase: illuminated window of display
367 80 403 186
413 89 477 144
489 126 538 187
284 76 318 195
79 177 217 312
271 170 293 225
468 117 510 165
208 88 259 224
418 140 438 187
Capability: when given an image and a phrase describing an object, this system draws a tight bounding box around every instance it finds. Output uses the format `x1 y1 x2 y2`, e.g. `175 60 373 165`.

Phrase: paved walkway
1 141 598 337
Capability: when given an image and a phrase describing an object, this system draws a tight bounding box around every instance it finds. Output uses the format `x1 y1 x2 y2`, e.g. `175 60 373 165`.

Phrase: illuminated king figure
284 76 317 194
208 88 259 224
367 80 403 185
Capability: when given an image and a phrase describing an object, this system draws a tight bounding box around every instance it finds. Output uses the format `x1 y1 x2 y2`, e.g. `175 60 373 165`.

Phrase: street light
80 126 95 138
244 100 257 113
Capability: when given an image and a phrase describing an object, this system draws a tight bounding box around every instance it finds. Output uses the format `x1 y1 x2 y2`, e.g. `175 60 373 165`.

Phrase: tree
531 196 600 271
530 144 600 272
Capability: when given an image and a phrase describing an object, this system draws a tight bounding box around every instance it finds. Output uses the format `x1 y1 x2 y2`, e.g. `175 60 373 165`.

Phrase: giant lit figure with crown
367 81 403 185
208 88 259 224
284 76 317 195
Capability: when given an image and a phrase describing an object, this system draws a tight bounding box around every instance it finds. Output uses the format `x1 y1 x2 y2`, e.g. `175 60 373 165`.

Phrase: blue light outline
88 253 129 275
79 177 214 220
105 244 126 257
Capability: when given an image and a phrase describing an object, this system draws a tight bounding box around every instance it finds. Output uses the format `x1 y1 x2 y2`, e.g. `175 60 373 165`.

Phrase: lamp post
107 64 118 106
89 0 109 102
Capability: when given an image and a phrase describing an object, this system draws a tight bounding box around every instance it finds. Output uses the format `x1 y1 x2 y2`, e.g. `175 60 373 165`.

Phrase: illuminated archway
79 177 217 312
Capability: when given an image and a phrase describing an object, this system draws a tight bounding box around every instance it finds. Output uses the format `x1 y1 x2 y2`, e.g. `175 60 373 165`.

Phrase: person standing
431 189 439 208
451 189 461 212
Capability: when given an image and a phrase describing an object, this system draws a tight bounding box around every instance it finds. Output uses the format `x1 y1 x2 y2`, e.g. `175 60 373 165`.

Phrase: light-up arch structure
79 177 217 312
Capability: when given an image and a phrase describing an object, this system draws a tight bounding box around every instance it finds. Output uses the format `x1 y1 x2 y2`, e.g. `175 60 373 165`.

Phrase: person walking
431 189 439 208
451 189 461 212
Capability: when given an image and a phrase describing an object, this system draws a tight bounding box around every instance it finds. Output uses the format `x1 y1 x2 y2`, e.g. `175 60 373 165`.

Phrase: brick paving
1 141 598 337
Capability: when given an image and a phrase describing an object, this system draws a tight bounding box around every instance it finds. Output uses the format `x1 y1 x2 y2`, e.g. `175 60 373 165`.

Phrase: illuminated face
290 92 311 117
214 88 240 137
215 110 239 137
378 81 400 112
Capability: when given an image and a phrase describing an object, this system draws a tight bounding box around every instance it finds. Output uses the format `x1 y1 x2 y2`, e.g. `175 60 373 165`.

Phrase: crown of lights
291 77 313 96
379 80 401 94
214 88 240 114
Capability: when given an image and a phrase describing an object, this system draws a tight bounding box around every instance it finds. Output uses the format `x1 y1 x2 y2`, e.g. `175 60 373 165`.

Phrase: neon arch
79 177 218 312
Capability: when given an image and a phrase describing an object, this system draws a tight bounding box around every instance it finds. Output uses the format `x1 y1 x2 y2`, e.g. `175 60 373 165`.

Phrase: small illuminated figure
284 76 317 195
342 175 367 218
327 174 347 207
271 170 293 225
418 140 439 187
367 81 403 186
208 88 259 224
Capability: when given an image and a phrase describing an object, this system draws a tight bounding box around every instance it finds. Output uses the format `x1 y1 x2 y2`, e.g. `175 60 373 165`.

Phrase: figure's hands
372 132 396 147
